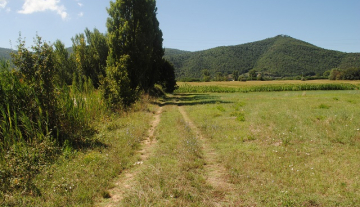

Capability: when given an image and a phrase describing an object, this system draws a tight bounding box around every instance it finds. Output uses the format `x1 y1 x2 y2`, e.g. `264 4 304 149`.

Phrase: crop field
177 80 360 87
175 80 360 93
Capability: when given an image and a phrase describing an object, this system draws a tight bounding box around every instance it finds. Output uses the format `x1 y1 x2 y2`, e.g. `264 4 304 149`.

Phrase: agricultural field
177 80 360 87
175 80 360 93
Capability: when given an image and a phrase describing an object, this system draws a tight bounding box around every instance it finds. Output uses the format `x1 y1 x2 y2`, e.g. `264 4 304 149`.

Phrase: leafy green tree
106 0 164 92
215 72 224 81
329 68 343 80
102 55 135 108
11 35 59 135
72 28 108 88
54 40 76 85
248 69 257 80
257 72 263 81
233 70 239 81
202 69 211 82
342 67 360 80
158 59 177 93
323 70 331 78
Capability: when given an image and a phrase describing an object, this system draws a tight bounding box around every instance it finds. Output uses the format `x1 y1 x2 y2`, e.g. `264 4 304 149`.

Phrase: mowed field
100 87 360 206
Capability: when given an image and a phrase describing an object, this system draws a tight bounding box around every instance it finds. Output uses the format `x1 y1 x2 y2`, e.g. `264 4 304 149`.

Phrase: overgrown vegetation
0 0 177 205
0 37 104 203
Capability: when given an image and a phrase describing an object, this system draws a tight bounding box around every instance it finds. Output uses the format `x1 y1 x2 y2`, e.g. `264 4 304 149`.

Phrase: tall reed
0 68 106 198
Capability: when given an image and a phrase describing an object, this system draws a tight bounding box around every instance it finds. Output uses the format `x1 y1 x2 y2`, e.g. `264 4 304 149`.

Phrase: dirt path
97 106 163 207
178 106 234 205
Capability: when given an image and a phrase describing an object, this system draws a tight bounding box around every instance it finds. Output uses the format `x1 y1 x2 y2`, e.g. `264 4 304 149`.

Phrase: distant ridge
0 47 14 60
2 35 360 79
164 35 360 79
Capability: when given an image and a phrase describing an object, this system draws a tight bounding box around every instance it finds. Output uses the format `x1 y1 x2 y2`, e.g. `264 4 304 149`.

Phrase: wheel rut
178 106 234 205
97 106 163 207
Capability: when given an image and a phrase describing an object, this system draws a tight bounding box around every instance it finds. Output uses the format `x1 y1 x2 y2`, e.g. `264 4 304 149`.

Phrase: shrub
102 55 138 109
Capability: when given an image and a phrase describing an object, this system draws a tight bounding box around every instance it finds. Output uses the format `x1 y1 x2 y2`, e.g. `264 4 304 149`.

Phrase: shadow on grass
155 93 233 107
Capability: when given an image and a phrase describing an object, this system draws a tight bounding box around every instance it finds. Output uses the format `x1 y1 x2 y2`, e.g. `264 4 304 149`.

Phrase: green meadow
174 90 360 206
2 79 360 206
103 89 360 206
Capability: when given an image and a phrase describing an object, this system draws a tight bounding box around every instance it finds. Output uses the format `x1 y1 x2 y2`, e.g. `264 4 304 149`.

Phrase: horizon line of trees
192 68 360 82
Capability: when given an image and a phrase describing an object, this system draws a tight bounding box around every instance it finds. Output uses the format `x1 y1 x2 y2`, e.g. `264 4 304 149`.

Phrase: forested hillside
164 35 360 79
0 47 13 60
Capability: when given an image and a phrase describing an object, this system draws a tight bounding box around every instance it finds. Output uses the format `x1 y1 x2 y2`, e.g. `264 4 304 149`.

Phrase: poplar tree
106 0 164 92
71 28 108 88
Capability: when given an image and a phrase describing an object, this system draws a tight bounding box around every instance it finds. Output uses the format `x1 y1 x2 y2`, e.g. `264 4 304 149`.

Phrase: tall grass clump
0 36 105 202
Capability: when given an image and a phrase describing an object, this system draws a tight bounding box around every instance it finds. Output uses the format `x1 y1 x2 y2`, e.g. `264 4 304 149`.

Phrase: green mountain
164 35 360 79
3 35 359 79
0 47 14 60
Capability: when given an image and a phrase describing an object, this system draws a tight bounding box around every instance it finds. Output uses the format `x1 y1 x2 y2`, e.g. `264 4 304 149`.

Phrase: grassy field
180 91 360 206
106 89 360 206
6 86 360 206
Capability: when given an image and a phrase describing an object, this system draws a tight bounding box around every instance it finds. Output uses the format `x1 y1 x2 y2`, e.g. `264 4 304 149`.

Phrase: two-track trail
97 106 163 207
97 98 235 206
178 106 235 205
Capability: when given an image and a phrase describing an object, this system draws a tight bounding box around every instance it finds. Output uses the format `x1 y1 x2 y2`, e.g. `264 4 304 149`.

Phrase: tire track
97 106 163 207
178 106 234 205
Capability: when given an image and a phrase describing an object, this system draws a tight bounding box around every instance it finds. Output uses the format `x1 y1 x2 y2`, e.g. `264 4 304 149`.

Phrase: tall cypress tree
106 0 164 92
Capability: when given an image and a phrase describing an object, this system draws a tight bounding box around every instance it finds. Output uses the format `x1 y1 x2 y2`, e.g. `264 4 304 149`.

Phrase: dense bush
329 68 360 80
0 37 102 198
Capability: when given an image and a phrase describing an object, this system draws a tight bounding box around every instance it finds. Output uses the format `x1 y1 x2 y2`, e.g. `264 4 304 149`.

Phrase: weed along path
97 106 163 207
178 106 235 205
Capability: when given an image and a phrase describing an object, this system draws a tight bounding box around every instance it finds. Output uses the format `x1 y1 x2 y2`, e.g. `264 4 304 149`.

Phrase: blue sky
1 0 359 52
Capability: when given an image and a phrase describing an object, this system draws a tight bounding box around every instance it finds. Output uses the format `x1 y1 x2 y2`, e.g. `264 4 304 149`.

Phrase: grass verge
2 99 155 206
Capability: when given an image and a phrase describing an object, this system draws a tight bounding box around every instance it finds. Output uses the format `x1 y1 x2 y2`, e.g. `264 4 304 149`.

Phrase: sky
0 0 359 53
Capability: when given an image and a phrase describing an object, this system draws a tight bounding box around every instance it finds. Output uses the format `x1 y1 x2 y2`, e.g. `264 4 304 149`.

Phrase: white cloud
0 0 7 9
78 12 83 17
18 0 68 20
78 3 83 7
6 7 10 13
